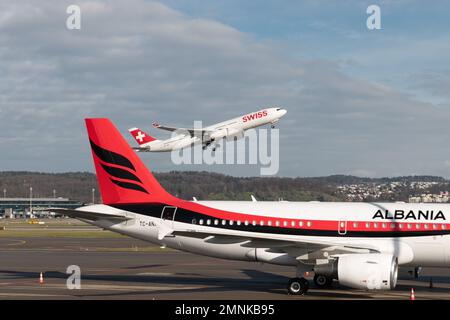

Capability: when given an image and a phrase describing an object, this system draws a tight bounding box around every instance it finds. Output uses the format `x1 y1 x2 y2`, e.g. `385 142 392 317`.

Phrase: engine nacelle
315 254 398 290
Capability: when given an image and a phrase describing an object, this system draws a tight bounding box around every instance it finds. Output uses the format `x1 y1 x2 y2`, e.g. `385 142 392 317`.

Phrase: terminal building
0 197 83 218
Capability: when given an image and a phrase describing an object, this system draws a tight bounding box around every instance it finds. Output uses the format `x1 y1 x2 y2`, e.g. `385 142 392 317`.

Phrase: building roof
0 197 75 202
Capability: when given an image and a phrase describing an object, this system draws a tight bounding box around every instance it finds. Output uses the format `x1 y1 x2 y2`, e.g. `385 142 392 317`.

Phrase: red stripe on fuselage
167 199 449 234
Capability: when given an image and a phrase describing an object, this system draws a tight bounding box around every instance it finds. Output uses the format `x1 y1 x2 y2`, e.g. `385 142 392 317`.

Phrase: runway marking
5 240 27 246
1 284 201 292
136 272 174 276
0 292 66 297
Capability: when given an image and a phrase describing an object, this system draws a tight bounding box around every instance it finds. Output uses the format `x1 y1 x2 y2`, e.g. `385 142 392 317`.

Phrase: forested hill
0 171 447 204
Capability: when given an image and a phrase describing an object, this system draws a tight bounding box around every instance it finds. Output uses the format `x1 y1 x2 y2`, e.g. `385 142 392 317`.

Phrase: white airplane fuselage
77 118 450 293
139 107 286 152
80 201 450 268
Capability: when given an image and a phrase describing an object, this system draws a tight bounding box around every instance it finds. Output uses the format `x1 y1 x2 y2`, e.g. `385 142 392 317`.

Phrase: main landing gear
287 277 309 295
202 139 218 151
313 274 333 288
286 263 334 295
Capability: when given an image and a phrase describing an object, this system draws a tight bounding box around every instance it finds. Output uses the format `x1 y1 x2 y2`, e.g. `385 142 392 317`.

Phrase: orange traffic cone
410 288 415 300
39 272 44 284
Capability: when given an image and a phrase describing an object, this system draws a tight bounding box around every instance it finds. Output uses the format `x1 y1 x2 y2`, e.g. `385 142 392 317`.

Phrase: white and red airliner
51 118 450 295
128 107 287 152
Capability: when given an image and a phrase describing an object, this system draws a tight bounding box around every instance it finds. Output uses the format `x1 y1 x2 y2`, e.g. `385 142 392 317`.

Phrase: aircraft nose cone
280 109 287 116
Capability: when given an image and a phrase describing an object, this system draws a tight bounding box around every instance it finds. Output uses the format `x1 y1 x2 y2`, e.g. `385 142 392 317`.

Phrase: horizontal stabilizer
47 208 131 222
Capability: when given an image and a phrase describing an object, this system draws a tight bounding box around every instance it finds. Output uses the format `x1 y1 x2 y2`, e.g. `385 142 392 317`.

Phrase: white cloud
0 0 449 178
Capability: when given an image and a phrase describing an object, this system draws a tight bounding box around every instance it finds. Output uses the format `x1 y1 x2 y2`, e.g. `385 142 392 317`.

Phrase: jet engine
314 254 398 290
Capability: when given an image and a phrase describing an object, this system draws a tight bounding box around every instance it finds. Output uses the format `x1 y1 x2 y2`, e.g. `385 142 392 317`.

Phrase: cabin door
338 220 347 235
161 206 177 229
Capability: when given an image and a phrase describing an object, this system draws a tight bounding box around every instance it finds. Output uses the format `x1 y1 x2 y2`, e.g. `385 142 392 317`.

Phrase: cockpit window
276 108 281 111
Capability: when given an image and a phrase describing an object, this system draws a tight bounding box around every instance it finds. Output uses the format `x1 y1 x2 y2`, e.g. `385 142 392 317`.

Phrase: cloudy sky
1 0 450 178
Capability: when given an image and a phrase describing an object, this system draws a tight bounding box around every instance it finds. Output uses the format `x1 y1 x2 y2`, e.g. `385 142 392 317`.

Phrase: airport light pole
53 189 56 198
92 188 95 204
29 186 33 216
3 189 5 198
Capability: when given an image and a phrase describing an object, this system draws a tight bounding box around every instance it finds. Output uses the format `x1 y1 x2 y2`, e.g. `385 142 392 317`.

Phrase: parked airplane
128 107 287 152
51 118 450 295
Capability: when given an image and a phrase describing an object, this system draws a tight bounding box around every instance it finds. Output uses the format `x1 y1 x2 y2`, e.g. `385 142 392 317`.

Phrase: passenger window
245 220 249 226
291 221 296 227
424 224 429 229
373 223 378 228
214 219 219 225
283 221 288 227
252 220 256 226
275 221 280 227
416 224 420 229
192 219 197 224
365 222 370 228
382 223 386 228
433 224 438 230
407 224 412 229
207 219 211 225
229 220 234 226
299 221 303 227
237 220 241 226
307 221 312 227
260 220 264 226
222 220 226 225
353 222 358 228
268 221 272 226
442 224 446 230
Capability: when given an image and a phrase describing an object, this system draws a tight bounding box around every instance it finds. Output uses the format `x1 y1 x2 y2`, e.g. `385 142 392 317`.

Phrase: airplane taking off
128 107 287 152
51 118 450 295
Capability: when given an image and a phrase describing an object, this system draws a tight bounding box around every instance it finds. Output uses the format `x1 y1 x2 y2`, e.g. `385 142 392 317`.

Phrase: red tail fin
86 118 173 205
128 127 156 146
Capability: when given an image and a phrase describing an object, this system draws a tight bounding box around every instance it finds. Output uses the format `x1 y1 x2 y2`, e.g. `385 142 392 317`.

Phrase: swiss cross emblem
136 131 145 142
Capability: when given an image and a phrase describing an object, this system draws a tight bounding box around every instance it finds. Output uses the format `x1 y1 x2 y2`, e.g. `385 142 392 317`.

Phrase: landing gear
313 274 333 288
202 139 217 151
287 277 309 295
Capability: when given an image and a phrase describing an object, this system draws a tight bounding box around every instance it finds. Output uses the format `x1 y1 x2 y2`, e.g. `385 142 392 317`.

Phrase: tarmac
0 236 450 300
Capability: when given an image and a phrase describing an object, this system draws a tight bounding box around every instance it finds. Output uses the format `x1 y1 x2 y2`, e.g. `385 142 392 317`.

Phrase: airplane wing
152 122 214 137
173 230 379 252
47 208 132 222
172 228 379 257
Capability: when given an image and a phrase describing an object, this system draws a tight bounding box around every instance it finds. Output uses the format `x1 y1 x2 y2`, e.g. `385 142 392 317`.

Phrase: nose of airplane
278 108 287 117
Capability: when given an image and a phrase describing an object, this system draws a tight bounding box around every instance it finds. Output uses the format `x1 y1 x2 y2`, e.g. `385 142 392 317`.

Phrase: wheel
271 125 275 129
287 277 309 295
313 274 332 288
